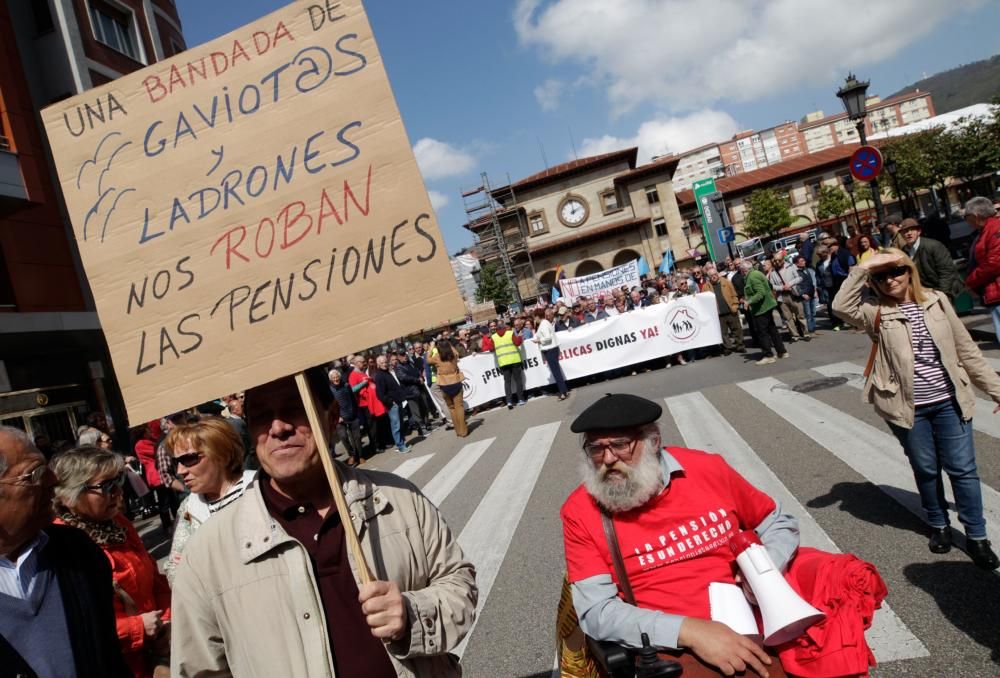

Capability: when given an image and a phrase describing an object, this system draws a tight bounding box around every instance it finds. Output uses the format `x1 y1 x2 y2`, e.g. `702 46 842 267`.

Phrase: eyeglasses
174 452 204 468
0 464 49 487
83 474 125 495
871 266 910 284
583 438 638 460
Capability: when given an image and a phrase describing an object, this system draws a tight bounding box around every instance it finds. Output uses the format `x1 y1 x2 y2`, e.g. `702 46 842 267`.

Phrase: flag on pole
659 250 675 274
551 264 566 302
636 256 650 277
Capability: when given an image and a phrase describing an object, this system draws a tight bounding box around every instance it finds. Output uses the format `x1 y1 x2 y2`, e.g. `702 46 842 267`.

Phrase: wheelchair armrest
585 635 635 678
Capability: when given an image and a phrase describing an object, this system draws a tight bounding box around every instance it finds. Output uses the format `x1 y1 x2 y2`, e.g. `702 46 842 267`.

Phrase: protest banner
459 294 723 407
559 259 642 302
40 0 464 425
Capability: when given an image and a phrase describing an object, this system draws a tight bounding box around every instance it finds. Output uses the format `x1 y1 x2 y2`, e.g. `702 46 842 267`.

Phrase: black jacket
393 361 424 400
329 381 358 421
0 525 130 678
910 237 963 297
373 368 406 409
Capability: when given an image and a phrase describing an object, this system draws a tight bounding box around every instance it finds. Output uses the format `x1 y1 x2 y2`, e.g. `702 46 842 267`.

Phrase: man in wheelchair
560 394 885 678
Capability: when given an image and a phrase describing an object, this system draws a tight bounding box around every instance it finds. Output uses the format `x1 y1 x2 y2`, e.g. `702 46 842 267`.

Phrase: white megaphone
729 531 826 646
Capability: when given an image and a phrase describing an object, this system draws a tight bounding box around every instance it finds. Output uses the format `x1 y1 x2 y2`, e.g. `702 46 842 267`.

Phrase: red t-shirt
561 447 776 621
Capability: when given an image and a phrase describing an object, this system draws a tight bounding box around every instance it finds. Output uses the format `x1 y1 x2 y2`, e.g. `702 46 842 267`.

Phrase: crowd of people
3 198 1000 677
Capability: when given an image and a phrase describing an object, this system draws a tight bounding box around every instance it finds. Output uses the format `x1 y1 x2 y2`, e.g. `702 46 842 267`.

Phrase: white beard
582 445 664 513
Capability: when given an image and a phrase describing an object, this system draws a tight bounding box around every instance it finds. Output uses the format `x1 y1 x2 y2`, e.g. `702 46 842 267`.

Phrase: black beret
570 393 662 433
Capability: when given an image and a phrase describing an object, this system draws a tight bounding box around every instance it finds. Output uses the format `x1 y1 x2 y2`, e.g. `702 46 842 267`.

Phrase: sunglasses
174 452 204 468
84 474 125 495
871 266 910 284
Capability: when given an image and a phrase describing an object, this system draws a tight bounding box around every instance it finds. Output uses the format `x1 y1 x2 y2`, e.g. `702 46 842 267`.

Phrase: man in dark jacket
373 355 411 453
900 218 963 298
0 426 130 677
329 368 363 465
394 352 428 436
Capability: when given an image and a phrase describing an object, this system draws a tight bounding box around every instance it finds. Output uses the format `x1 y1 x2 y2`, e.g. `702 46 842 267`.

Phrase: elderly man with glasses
0 427 130 677
560 395 886 678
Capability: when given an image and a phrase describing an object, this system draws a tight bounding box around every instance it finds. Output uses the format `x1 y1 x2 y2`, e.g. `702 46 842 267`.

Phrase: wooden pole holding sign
294 371 374 585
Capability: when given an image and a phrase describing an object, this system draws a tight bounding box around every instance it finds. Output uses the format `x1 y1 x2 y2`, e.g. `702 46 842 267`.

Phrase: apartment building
798 90 935 153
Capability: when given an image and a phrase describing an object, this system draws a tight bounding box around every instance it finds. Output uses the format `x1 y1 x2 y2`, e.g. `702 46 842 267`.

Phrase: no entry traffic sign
850 145 883 182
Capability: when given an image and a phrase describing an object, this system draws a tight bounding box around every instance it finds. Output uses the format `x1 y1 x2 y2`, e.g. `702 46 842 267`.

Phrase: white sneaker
778 352 789 359
756 356 777 365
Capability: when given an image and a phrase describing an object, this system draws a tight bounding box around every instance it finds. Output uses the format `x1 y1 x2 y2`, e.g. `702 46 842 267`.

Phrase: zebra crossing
364 356 1000 676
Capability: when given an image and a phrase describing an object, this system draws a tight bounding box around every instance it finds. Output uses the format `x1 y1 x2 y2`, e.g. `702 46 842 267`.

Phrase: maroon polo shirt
260 477 397 678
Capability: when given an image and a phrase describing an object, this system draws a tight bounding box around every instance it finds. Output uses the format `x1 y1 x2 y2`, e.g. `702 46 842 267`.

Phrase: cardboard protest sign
41 0 464 424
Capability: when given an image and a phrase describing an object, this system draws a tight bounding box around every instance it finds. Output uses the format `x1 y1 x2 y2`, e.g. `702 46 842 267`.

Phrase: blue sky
176 0 1000 253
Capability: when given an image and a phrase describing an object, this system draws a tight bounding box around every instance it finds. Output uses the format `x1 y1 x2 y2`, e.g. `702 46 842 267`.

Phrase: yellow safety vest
491 331 522 367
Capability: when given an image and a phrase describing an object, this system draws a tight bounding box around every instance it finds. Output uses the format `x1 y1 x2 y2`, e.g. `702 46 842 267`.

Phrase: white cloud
534 78 564 111
578 109 741 163
515 0 983 116
427 189 450 211
413 138 477 181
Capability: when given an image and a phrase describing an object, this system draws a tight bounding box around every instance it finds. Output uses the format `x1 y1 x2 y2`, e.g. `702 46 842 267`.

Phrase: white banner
559 259 642 302
459 293 723 407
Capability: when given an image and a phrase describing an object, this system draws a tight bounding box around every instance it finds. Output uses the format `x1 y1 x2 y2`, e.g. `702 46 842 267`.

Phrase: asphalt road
141 319 1000 676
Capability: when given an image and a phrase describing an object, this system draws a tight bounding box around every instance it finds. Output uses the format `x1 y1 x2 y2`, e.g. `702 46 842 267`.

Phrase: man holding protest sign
171 369 477 676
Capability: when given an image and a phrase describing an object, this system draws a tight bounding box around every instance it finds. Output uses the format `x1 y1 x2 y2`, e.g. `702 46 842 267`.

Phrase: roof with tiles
504 148 639 194
674 143 860 207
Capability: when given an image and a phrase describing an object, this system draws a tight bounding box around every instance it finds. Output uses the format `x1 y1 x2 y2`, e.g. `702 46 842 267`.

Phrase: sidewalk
960 306 998 346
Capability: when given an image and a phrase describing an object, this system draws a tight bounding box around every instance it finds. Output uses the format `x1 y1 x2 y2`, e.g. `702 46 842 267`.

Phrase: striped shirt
207 476 247 514
899 302 954 406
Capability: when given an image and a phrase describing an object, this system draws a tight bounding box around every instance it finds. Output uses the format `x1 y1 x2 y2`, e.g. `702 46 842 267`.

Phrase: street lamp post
836 73 885 225
884 157 906 217
842 174 862 232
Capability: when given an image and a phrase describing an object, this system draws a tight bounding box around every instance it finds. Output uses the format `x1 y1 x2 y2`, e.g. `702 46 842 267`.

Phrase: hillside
892 54 1000 113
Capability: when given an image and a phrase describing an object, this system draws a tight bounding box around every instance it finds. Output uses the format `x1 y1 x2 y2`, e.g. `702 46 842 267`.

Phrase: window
653 218 668 238
90 3 138 60
600 189 620 214
527 210 548 236
645 185 660 204
683 219 701 247
32 0 54 34
807 179 822 200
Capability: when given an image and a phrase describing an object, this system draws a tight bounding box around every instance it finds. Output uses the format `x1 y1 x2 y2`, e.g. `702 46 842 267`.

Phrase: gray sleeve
755 503 800 571
767 271 782 292
571 574 686 650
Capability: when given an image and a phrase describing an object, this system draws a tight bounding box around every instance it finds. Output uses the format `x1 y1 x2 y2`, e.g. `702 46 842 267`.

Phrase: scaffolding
462 172 540 309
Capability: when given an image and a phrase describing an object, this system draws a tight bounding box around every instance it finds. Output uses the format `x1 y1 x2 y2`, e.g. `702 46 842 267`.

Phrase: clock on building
557 195 589 227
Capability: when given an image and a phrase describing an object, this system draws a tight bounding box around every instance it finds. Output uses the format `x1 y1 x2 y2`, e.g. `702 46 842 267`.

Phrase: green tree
815 185 851 220
852 181 873 207
475 262 512 306
945 115 1000 185
743 188 793 239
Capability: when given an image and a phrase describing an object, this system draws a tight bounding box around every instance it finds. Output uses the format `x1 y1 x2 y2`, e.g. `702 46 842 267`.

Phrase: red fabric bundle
777 547 887 677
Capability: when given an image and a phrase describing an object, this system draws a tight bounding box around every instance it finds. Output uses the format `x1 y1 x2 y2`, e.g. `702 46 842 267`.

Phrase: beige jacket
171 464 477 678
832 267 1000 428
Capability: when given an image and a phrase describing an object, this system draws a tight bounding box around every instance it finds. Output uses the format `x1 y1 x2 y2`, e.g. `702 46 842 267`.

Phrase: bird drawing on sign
77 131 136 243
